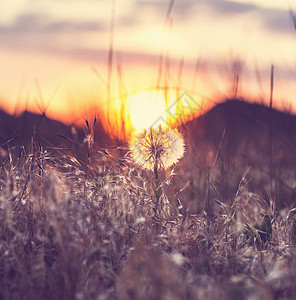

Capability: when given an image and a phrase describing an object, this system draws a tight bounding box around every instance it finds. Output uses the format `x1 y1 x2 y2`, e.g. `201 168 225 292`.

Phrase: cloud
134 0 256 17
203 0 293 34
0 1 294 64
134 0 291 33
0 13 108 57
262 9 294 33
134 0 197 19
207 0 257 15
0 14 106 34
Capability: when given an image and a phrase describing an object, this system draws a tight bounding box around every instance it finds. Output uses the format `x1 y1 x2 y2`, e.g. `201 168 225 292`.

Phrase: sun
124 88 203 133
126 90 169 132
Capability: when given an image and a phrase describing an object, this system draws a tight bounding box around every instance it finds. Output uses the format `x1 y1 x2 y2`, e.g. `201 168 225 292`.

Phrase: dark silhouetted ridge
182 99 296 166
0 109 111 149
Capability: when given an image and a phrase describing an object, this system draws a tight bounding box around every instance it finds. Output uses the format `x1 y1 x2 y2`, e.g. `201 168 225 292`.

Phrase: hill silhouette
182 99 296 166
0 109 112 149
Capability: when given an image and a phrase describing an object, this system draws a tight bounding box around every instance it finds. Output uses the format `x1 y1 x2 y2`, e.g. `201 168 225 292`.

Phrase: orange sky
1 0 296 137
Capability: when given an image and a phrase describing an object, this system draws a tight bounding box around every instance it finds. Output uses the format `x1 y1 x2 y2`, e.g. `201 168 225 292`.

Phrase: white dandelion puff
129 125 185 170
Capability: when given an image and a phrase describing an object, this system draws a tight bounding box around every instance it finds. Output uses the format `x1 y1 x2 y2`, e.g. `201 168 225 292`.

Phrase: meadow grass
1 116 296 300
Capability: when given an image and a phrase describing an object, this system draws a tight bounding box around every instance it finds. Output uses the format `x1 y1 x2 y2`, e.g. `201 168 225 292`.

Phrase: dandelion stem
153 158 162 215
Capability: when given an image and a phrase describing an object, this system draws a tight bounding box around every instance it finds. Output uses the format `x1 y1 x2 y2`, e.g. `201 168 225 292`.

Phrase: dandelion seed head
129 125 185 170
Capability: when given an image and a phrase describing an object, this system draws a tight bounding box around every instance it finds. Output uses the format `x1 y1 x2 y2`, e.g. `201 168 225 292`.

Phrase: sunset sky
1 0 296 135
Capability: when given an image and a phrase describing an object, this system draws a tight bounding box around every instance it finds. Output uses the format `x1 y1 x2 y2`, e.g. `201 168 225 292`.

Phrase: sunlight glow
125 89 203 133
126 90 168 132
